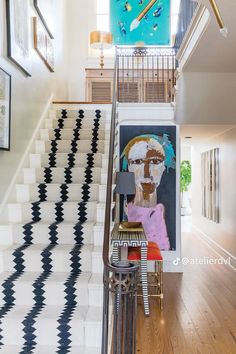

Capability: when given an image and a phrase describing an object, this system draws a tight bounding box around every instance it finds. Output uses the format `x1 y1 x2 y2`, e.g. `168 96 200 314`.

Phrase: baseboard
0 94 54 220
192 224 236 270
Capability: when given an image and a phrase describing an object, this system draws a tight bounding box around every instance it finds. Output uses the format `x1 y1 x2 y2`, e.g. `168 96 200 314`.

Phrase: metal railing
117 46 176 103
174 0 199 50
102 51 139 354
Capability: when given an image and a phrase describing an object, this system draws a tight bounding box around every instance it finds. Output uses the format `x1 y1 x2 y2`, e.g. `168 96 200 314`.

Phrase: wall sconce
90 31 113 69
208 0 228 37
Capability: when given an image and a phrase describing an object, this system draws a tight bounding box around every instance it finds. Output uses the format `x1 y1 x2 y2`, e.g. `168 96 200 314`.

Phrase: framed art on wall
0 67 11 151
34 0 55 38
33 17 55 72
110 0 171 45
6 0 31 77
201 148 220 223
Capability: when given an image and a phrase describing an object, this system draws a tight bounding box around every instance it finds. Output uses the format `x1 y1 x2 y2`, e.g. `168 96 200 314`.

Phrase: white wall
191 126 236 256
175 72 236 124
66 0 114 101
0 0 68 207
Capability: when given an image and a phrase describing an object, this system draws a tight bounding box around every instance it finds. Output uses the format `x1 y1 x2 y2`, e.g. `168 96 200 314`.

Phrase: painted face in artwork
127 138 166 197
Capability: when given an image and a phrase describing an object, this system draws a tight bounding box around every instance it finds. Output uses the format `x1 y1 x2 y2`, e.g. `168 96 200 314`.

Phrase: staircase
0 105 110 353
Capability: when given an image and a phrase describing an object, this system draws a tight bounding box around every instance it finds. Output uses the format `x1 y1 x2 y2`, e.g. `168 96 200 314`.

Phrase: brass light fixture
90 31 113 69
208 0 228 37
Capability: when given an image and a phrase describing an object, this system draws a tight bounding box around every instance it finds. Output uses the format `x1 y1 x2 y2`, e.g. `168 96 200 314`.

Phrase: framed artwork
201 148 220 223
120 125 176 251
6 0 31 77
34 0 55 38
33 17 55 72
110 0 171 45
0 67 11 151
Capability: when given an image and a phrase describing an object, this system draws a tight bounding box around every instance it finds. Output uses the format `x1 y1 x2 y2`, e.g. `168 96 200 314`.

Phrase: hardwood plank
136 230 236 353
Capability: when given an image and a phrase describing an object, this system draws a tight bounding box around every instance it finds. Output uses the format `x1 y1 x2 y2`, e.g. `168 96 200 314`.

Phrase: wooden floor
136 229 236 354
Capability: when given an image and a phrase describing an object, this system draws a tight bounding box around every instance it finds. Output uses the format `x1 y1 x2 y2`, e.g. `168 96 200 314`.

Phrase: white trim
0 94 54 218
176 5 210 71
192 224 236 271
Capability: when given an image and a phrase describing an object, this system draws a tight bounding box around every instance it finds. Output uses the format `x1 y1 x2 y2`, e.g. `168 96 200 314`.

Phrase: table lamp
90 31 113 69
115 172 136 221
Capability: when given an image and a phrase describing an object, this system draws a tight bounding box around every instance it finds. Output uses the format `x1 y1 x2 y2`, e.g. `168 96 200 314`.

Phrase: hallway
136 229 236 354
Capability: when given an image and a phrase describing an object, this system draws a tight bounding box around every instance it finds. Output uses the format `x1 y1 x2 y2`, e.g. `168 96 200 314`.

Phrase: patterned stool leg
158 261 164 310
140 246 150 316
112 245 120 264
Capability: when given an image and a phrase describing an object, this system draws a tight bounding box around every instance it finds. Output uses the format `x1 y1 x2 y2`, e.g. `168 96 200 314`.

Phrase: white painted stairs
0 106 111 353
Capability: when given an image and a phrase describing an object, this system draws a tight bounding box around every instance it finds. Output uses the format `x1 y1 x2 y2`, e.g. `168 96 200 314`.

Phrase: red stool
128 241 163 310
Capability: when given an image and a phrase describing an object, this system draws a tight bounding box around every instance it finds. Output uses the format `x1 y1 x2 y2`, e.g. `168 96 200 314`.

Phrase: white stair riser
84 323 102 348
15 184 106 203
0 280 90 307
11 223 94 245
29 153 105 169
1 318 85 347
88 285 103 308
35 140 105 154
45 118 106 130
92 251 103 274
40 128 105 141
23 168 104 185
3 246 93 273
55 110 106 119
0 278 103 308
8 202 103 223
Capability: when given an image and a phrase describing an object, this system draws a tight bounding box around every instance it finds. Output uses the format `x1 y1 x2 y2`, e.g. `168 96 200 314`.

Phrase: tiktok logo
173 257 181 266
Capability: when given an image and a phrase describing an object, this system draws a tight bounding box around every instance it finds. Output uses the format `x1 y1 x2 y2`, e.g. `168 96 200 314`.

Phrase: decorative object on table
201 148 220 223
6 0 31 77
90 31 113 69
0 67 11 151
208 0 228 37
180 160 192 215
118 221 143 232
115 171 136 221
110 0 170 45
34 0 55 38
120 126 176 251
33 17 55 72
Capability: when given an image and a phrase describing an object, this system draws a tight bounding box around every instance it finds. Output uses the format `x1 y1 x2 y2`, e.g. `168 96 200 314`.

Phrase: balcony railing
174 0 199 50
117 47 176 104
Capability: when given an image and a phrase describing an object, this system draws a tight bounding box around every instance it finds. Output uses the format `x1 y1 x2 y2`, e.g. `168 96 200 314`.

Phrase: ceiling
183 0 236 72
180 124 235 144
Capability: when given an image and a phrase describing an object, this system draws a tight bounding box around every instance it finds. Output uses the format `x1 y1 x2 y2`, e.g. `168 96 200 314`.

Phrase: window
171 0 181 35
97 0 110 32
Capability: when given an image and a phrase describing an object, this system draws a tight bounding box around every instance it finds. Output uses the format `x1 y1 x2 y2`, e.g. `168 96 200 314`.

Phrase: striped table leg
140 246 150 316
112 245 120 264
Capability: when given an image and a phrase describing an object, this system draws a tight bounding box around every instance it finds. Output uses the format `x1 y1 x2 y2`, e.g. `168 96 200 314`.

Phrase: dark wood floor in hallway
136 231 236 354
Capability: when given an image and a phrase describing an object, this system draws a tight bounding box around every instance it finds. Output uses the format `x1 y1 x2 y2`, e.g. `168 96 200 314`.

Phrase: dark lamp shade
115 172 136 195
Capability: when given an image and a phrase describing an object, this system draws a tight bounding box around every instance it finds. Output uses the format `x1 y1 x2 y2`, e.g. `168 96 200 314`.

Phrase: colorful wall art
120 125 176 251
110 0 170 46
201 148 220 223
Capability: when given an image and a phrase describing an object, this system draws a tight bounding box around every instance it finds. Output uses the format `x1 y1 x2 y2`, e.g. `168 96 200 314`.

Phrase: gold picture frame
33 17 54 72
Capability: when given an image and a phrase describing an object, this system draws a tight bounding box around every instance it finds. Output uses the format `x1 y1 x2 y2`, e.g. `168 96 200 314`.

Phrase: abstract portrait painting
110 0 170 45
120 126 176 250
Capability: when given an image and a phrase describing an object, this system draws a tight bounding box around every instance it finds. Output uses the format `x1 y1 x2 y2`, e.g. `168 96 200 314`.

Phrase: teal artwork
110 0 170 45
